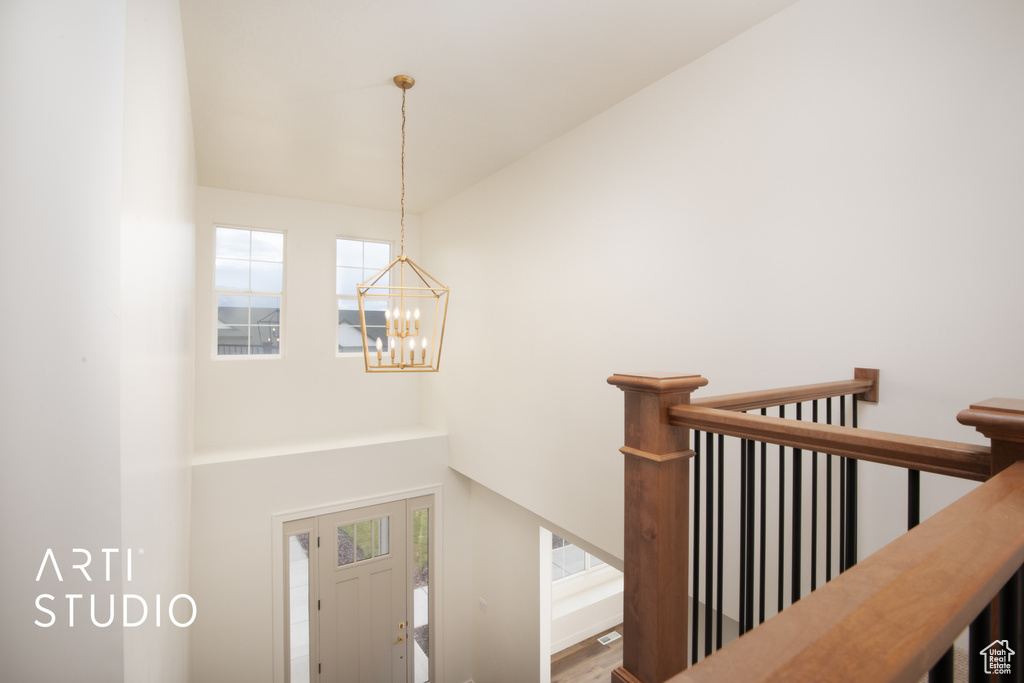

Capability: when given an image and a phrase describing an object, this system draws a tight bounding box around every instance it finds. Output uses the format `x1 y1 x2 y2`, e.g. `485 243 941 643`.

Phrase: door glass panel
288 532 311 683
377 516 390 557
413 508 429 683
337 518 392 567
355 519 373 562
337 524 355 566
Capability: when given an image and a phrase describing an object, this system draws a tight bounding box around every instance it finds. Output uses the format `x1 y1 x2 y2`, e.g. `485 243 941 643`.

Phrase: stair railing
608 370 1024 683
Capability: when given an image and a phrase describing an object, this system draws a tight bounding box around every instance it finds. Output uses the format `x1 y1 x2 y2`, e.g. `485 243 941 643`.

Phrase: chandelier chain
358 75 448 373
400 86 406 256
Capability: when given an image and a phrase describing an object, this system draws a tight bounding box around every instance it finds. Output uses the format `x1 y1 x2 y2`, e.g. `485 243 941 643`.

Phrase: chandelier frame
356 74 449 373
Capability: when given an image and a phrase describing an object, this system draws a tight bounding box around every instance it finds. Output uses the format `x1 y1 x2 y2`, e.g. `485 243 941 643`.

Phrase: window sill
552 565 623 619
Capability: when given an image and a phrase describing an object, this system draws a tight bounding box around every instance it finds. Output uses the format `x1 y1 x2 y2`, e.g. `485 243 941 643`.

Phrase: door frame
272 485 443 683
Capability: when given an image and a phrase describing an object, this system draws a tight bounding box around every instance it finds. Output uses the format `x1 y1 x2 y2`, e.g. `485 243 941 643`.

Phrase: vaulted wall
421 0 1024 671
192 187 422 455
121 0 197 678
0 0 196 681
188 187 476 683
5 1 1024 681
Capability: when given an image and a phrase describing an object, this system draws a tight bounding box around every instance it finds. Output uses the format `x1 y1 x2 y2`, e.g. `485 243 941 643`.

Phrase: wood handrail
691 376 875 411
669 404 992 481
670 460 1024 683
610 369 1024 683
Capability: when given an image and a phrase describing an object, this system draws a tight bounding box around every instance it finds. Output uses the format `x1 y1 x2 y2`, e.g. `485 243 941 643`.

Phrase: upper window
336 238 391 354
215 226 284 357
552 534 606 582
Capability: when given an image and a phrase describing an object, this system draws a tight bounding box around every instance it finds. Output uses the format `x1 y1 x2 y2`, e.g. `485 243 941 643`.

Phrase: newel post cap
957 398 1024 444
607 372 708 395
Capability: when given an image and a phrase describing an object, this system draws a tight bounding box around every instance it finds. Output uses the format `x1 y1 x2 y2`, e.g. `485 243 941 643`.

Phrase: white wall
193 187 422 455
120 0 197 680
188 434 473 683
550 574 623 654
469 483 547 683
0 2 127 680
422 0 1024 634
465 482 621 683
0 3 196 680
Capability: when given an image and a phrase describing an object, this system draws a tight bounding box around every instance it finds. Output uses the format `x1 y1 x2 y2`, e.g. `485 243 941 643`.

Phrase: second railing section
687 381 867 664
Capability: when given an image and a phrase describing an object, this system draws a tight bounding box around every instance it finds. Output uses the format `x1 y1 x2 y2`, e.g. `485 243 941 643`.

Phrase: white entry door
318 500 409 683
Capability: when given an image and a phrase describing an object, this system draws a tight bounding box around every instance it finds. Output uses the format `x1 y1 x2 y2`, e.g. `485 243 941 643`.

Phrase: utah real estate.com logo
980 639 1015 676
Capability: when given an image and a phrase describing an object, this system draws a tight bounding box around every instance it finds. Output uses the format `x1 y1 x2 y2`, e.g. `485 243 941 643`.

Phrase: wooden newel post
607 372 709 683
957 398 1024 476
957 398 1024 659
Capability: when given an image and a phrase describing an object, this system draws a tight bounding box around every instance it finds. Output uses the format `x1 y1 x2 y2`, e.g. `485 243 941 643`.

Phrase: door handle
394 634 406 645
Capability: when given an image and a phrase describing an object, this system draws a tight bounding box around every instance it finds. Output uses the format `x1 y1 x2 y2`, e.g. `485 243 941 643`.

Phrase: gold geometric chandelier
357 75 449 372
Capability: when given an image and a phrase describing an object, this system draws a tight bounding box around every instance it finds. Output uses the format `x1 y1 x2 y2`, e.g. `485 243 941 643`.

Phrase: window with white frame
215 226 284 356
336 237 391 354
552 534 606 582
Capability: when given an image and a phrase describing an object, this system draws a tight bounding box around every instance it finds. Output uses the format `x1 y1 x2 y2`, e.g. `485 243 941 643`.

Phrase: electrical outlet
478 597 487 613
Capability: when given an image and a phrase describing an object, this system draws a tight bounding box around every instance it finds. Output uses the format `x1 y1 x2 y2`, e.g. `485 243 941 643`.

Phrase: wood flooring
550 625 623 683
549 624 967 682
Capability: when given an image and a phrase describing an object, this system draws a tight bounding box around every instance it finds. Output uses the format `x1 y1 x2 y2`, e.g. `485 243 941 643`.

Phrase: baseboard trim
551 613 624 654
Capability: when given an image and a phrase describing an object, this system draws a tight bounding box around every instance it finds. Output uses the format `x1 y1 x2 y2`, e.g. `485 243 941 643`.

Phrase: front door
318 500 409 683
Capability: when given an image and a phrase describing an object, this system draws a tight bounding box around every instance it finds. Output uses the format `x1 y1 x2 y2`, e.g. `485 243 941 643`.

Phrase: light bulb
375 337 382 351
384 310 390 322
414 309 420 320
421 338 427 349
405 310 411 321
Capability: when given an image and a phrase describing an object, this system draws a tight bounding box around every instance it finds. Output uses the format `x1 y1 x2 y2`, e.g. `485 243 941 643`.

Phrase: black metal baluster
1016 565 1023 683
930 650 954 683
759 427 767 625
839 395 847 573
716 433 725 650
692 430 702 660
704 431 714 657
1014 565 1024 683
908 470 921 529
970 602 993 683
999 565 1022 683
811 400 819 592
909 467 955 682
826 398 834 582
846 396 858 569
738 434 747 641
744 435 754 632
792 402 803 604
778 403 786 613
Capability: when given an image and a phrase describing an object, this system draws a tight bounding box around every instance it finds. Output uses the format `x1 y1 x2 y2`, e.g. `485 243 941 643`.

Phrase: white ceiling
180 0 800 214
